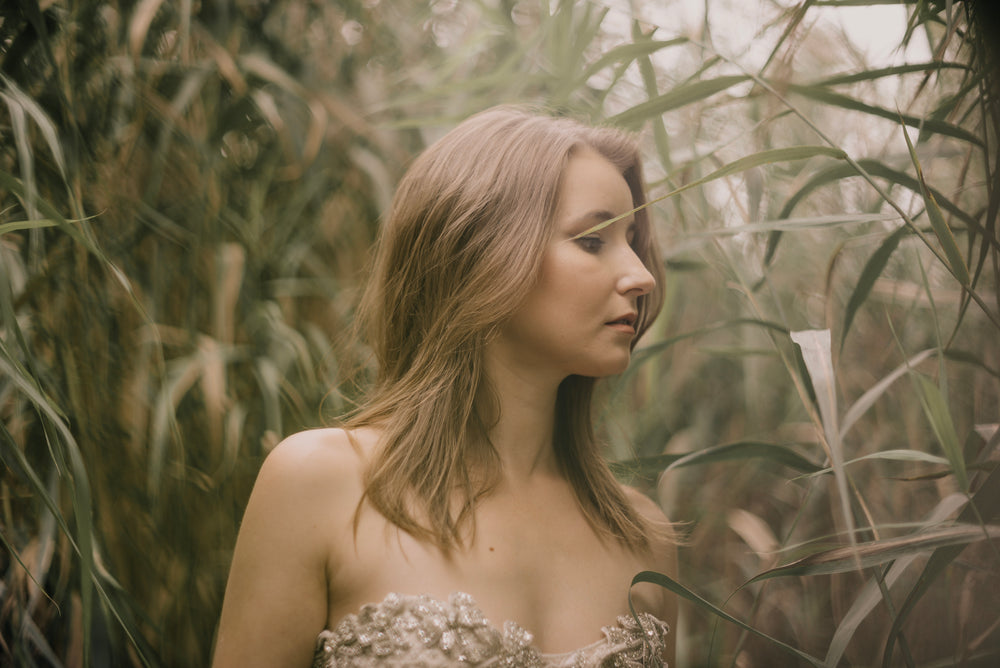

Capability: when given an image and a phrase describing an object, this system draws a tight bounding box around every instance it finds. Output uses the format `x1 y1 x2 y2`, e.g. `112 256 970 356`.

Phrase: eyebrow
571 209 635 237
589 210 617 223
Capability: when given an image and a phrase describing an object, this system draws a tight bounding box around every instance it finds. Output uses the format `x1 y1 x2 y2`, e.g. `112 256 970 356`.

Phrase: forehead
553 146 634 229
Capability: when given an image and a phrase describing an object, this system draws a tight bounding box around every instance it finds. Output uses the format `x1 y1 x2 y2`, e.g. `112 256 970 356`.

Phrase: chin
577 354 632 378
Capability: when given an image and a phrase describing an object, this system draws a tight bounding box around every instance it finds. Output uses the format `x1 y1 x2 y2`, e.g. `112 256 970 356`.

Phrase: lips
605 312 637 334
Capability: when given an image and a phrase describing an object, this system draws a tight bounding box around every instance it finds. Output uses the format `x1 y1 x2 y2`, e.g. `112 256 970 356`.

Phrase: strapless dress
312 591 669 667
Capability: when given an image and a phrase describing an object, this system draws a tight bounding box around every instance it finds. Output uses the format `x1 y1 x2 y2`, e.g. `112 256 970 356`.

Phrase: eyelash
575 229 639 253
576 235 605 253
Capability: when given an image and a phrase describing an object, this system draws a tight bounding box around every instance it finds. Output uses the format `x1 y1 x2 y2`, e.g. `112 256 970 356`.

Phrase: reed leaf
609 75 750 129
662 440 823 474
944 349 1000 379
839 224 909 352
914 374 969 491
901 124 971 286
823 493 970 667
3 1 996 664
787 83 983 146
815 61 969 86
577 39 689 90
611 441 821 483
608 318 789 406
748 524 1000 581
782 160 978 230
792 329 857 554
765 158 983 267
578 147 848 238
0 218 70 235
839 348 935 438
0 418 77 554
0 74 68 183
799 449 950 479
0 353 96 666
882 463 1000 667
630 570 826 667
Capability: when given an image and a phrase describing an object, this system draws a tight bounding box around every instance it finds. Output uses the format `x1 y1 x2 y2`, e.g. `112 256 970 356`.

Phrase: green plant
1 0 997 666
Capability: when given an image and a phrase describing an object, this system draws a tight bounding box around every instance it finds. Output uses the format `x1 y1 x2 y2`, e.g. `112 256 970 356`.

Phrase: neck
482 341 564 481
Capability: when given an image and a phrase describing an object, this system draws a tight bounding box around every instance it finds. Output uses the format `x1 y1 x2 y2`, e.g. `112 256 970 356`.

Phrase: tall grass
1 0 997 666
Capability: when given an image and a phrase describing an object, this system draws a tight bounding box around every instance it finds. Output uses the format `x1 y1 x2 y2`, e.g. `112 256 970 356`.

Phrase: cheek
537 246 598 292
507 254 594 340
536 251 605 313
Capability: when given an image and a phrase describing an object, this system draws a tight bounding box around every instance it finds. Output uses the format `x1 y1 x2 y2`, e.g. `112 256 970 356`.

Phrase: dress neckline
315 590 669 667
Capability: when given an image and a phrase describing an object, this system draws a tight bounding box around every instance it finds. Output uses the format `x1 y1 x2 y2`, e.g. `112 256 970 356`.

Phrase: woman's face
493 146 656 381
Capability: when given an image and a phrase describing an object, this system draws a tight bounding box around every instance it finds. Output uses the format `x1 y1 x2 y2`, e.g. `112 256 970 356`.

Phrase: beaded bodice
312 591 669 667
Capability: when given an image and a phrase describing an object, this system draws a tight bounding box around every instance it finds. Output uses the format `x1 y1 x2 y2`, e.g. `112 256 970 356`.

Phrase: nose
617 247 656 296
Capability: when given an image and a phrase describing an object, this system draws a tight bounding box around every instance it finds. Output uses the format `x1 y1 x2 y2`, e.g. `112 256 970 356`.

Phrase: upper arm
212 429 360 668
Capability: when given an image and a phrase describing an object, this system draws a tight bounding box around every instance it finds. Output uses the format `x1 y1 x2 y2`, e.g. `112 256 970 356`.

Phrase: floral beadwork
312 592 668 667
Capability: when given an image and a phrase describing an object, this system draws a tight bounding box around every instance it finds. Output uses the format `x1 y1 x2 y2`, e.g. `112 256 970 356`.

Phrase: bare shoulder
621 485 665 519
621 485 675 542
262 426 376 477
620 485 678 663
619 484 677 577
258 425 348 477
259 426 383 501
212 427 380 668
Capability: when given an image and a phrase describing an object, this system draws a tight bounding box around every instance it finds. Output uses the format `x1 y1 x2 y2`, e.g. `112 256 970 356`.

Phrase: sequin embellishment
312 592 669 667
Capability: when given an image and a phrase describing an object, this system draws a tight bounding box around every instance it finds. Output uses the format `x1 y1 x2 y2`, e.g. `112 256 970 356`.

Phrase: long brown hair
344 106 664 550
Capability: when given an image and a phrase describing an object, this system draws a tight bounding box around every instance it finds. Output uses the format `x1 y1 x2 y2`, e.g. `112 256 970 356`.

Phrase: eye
575 235 605 253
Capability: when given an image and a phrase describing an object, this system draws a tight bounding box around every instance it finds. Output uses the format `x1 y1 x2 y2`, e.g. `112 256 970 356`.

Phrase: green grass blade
609 75 750 129
0 419 79 553
840 224 909 352
787 83 983 146
814 61 968 86
20 615 64 667
0 356 95 667
630 571 826 667
578 38 688 87
792 329 856 551
662 441 822 474
882 464 1000 667
0 218 68 235
609 454 685 482
914 374 968 491
652 147 849 209
798 449 949 479
577 147 848 239
0 457 64 605
632 22 676 172
767 157 981 267
943 349 1000 379
633 320 790 363
823 493 970 667
1 74 69 181
840 349 935 439
748 524 999 581
686 213 895 237
609 318 789 405
901 125 971 286
611 441 821 483
776 159 978 228
0 171 103 254
647 146 848 192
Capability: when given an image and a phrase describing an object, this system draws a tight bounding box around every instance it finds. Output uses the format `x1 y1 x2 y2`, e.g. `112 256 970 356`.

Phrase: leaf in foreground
747 524 999 581
630 570 825 667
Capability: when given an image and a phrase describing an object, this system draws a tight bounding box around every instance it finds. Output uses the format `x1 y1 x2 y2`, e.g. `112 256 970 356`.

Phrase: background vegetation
1 0 997 666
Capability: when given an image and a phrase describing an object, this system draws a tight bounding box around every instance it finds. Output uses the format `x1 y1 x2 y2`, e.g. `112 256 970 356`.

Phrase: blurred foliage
1 0 997 666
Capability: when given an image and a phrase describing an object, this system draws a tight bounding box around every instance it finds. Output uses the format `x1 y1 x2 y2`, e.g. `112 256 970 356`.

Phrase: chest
327 491 653 653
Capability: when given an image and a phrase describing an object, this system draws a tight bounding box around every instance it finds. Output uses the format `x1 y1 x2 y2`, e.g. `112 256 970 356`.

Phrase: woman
212 106 678 667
